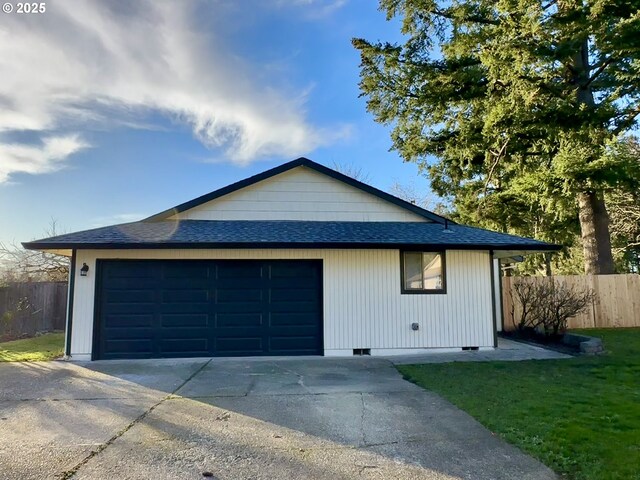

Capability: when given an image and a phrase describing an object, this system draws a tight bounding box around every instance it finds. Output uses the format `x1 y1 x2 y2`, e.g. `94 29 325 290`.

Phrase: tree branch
613 105 640 135
429 8 499 26
583 56 617 88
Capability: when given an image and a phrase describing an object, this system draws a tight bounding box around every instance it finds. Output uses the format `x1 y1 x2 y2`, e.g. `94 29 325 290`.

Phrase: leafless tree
0 219 69 284
388 181 433 209
331 162 372 183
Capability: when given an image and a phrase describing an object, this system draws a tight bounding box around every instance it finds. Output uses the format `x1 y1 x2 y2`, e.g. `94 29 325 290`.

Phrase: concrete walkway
389 337 571 365
0 354 560 480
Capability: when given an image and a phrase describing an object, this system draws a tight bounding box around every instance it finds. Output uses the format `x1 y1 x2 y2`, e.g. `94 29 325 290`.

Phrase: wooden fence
0 282 68 339
502 274 640 330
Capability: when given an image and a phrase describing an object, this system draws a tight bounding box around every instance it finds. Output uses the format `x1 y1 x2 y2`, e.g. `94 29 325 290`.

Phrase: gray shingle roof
22 220 560 251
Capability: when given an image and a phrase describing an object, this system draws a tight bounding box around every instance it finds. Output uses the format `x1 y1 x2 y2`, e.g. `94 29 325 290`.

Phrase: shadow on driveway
0 357 558 480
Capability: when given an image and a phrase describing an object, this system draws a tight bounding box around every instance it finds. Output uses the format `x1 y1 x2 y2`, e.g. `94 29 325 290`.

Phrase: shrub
511 278 596 337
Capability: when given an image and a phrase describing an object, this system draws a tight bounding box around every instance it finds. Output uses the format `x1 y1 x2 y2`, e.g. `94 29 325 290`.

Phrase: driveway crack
56 359 212 480
360 393 366 446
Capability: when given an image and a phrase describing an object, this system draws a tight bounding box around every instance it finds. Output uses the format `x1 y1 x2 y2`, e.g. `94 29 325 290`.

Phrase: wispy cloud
90 213 148 229
0 0 343 183
0 135 89 183
275 0 348 18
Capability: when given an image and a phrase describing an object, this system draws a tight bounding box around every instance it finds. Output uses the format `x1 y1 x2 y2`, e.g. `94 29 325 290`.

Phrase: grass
0 332 65 362
398 329 640 480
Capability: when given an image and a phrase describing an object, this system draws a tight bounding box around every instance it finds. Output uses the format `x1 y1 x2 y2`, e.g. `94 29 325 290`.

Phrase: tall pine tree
354 0 640 274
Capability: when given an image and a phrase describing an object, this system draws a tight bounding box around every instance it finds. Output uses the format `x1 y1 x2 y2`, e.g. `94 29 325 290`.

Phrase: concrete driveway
0 357 557 480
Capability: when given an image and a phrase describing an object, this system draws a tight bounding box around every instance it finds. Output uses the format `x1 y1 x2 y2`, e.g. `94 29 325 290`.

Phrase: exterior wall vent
353 348 371 356
462 346 479 351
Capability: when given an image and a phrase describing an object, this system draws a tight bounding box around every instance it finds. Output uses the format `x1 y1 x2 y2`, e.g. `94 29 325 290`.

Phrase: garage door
93 260 323 359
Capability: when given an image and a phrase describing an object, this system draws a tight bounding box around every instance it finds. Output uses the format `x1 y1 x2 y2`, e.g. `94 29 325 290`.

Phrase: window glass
402 251 444 292
422 253 442 290
404 252 423 290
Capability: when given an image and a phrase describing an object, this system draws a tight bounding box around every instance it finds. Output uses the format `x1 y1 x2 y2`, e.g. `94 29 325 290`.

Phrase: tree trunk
544 253 552 276
569 35 615 275
577 191 615 274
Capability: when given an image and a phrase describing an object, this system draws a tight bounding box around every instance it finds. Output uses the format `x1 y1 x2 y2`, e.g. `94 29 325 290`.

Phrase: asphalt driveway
0 357 557 480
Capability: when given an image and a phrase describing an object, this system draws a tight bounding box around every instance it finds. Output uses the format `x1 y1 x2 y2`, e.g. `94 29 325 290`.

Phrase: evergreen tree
353 0 640 274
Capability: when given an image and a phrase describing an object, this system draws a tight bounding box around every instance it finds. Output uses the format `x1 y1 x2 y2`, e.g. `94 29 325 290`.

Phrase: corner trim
64 250 76 357
489 250 498 348
91 260 104 360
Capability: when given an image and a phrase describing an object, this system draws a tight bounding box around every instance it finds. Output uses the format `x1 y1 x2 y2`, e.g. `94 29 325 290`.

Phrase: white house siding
169 167 428 222
70 249 494 360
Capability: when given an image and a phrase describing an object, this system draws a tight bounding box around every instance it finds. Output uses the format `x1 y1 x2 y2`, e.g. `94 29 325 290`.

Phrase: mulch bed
500 330 580 355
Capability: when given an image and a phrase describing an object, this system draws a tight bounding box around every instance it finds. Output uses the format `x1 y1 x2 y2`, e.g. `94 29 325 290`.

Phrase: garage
93 259 323 360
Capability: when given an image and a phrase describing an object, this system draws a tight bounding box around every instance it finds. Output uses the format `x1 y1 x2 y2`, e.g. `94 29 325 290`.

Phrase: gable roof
143 157 450 224
22 220 560 252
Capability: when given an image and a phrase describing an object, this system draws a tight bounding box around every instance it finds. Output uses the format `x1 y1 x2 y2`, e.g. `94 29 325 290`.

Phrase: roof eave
22 241 562 251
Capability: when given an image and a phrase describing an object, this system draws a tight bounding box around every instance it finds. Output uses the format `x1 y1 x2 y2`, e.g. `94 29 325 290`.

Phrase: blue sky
0 0 433 245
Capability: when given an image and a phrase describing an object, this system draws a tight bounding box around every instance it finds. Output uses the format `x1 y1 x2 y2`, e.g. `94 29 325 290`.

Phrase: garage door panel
159 303 211 314
159 278 211 290
95 260 322 359
105 304 157 315
270 263 318 277
161 289 209 303
162 264 211 279
216 263 263 279
158 327 210 339
216 337 263 354
215 313 263 328
268 302 319 313
104 339 153 354
104 289 156 303
104 263 160 279
160 339 208 354
269 336 319 353
270 313 319 326
161 314 209 327
216 288 262 303
105 314 154 328
270 287 318 303
268 325 319 337
102 327 153 340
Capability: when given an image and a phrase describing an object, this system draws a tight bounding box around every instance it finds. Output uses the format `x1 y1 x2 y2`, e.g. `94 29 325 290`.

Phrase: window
401 251 446 294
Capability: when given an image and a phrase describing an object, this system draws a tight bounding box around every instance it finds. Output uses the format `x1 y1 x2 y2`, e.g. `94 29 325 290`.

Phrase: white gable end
171 166 429 222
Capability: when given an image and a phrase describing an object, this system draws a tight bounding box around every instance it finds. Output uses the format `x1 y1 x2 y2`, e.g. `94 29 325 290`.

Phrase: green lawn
398 329 640 480
0 332 65 362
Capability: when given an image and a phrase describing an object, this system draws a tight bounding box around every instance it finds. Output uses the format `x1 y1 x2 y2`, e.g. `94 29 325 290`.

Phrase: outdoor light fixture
80 263 89 277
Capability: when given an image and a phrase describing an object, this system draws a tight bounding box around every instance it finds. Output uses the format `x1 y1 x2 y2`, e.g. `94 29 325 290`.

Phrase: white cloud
0 135 89 183
0 0 342 183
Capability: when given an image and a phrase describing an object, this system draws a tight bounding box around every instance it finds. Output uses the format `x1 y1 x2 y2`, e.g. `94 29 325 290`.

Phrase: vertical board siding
170 167 428 222
502 274 640 330
72 249 494 357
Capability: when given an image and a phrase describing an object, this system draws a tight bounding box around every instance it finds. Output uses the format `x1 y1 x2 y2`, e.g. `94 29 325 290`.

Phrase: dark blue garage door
94 260 323 359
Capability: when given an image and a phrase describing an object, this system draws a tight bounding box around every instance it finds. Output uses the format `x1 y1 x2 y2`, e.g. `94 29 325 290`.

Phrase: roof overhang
24 242 563 253
493 249 558 260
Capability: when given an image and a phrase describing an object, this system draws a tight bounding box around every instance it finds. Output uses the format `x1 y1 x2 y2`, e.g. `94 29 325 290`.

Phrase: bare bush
511 278 596 337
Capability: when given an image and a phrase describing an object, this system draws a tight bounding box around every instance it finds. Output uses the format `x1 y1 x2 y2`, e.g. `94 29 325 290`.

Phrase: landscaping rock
562 333 604 355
